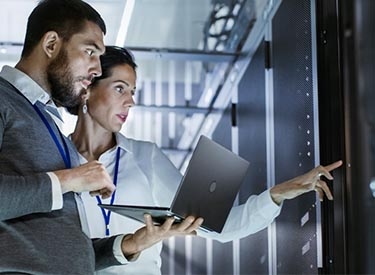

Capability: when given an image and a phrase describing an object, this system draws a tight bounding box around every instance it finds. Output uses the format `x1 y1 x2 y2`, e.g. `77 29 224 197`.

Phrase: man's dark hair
21 0 106 58
67 46 137 115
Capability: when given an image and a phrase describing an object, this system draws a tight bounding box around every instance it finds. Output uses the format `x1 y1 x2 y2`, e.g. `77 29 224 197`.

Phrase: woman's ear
42 31 61 58
82 90 90 101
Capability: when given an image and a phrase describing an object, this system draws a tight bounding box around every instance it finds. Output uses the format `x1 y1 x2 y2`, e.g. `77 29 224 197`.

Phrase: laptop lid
168 135 249 232
100 135 249 233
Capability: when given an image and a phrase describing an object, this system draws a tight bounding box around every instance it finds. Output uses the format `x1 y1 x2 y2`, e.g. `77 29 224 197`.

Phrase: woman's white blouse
80 133 281 275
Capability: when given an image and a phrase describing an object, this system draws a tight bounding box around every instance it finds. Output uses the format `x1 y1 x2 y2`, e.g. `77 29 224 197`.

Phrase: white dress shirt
79 133 282 275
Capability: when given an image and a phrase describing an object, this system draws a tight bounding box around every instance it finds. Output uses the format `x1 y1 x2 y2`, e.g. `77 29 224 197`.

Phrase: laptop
99 135 250 233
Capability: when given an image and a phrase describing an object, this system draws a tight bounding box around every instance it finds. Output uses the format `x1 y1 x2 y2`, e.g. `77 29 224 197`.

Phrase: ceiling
0 0 280 169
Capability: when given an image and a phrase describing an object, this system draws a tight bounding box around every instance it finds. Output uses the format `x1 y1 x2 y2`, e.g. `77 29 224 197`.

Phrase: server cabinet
272 0 321 274
161 0 329 274
317 0 375 273
214 0 322 274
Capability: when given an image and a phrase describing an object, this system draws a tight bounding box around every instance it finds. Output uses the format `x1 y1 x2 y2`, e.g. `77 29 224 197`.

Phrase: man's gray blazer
0 77 121 274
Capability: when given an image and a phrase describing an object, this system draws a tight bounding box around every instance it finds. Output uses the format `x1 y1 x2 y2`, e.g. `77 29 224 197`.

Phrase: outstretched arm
197 160 343 243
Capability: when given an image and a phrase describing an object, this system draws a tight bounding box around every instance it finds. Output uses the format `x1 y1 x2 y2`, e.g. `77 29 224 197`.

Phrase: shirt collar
68 132 133 160
114 132 133 154
0 65 51 105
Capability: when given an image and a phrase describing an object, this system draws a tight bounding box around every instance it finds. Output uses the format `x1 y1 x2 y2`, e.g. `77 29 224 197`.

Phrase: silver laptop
99 135 250 233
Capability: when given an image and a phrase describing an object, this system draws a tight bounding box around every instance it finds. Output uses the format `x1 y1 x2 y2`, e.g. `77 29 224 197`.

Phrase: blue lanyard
33 103 71 169
96 147 121 236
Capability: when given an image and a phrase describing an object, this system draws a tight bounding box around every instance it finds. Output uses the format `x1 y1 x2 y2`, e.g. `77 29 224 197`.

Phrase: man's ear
42 31 61 58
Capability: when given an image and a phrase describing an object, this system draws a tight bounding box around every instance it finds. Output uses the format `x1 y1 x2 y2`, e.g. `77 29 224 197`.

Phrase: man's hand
54 161 115 199
270 160 343 205
121 214 204 260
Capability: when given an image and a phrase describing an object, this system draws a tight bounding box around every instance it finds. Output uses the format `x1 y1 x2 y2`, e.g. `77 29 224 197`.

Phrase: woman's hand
121 214 204 260
270 160 343 205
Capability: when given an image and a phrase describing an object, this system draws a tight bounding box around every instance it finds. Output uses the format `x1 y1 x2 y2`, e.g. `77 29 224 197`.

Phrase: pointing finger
324 160 343 173
319 160 343 180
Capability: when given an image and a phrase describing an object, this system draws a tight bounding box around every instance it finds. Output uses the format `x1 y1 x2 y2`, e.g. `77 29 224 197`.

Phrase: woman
70 46 342 274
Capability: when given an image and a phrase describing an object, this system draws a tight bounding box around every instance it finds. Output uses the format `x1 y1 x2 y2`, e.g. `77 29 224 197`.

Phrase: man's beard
47 48 84 108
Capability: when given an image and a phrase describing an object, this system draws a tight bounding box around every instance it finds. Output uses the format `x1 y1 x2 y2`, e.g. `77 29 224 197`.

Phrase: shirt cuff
47 172 63 210
258 189 283 215
113 235 130 264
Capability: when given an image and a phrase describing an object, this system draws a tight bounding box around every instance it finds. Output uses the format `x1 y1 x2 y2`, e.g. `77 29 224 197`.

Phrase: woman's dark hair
90 46 137 87
21 0 106 58
67 46 137 115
